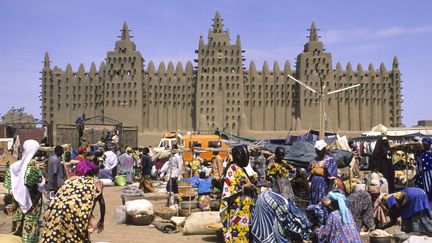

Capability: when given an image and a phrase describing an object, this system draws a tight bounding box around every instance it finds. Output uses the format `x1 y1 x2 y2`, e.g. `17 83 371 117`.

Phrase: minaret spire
213 11 223 33
44 51 50 68
309 21 318 42
121 21 130 40
393 55 399 69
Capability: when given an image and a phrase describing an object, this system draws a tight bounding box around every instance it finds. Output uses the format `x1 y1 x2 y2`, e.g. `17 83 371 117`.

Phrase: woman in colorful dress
4 139 44 243
315 192 363 243
381 187 432 235
41 159 105 242
308 140 338 205
220 145 256 242
266 146 295 200
415 137 432 206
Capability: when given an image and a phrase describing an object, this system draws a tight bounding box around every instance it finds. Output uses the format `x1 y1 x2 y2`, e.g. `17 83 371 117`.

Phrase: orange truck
182 134 230 161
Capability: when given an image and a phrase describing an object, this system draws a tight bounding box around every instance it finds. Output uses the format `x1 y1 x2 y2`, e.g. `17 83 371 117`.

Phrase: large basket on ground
127 213 155 226
178 182 194 195
178 208 201 217
179 200 198 210
154 206 177 220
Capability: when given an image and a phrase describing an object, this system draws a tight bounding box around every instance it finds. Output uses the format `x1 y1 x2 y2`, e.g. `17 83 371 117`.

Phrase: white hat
314 140 327 150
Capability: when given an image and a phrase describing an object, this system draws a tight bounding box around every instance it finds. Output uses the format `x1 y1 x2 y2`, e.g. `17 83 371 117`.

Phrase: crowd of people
3 134 432 242
218 137 432 242
3 138 158 242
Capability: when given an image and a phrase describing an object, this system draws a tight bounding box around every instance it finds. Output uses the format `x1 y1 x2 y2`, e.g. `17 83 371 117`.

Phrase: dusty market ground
0 184 219 243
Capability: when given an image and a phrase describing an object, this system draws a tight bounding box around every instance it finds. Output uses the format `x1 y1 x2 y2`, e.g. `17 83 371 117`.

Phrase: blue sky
0 0 431 127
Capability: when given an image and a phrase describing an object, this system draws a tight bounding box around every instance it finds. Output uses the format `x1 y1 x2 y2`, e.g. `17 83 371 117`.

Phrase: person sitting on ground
197 171 212 211
98 149 118 180
315 192 363 243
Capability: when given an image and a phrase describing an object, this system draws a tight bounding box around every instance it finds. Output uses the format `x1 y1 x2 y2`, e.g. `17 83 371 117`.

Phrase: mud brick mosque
41 11 402 140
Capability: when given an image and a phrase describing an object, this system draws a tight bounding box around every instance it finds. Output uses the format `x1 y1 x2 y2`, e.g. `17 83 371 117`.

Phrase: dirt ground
0 184 219 243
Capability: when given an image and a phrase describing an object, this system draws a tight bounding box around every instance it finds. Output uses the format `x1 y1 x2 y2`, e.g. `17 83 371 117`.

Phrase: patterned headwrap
75 160 99 177
328 191 350 224
306 204 326 224
422 137 432 146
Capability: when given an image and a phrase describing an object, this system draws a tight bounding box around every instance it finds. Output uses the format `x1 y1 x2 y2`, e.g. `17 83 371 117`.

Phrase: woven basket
179 200 198 209
178 208 200 217
154 207 177 220
210 199 220 209
127 213 155 226
178 186 193 195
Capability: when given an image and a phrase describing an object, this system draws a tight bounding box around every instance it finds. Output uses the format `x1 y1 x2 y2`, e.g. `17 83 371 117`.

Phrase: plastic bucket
115 175 127 186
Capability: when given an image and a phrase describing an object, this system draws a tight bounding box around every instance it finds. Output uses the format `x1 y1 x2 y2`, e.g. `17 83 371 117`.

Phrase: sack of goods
125 199 155 226
183 211 222 235
100 178 115 186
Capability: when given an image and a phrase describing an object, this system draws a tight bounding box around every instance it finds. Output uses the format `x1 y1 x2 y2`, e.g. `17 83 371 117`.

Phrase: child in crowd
197 171 212 211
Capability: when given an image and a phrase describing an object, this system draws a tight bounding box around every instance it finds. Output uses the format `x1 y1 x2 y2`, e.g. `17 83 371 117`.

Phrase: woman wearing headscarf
76 146 87 162
41 159 105 242
371 135 395 193
98 149 118 180
220 145 256 242
252 190 312 242
315 192 362 243
381 187 432 235
266 146 295 200
308 140 338 205
415 137 432 205
4 140 44 243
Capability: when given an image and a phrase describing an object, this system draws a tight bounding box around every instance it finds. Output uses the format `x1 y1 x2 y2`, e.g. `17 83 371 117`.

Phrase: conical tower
195 11 245 134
